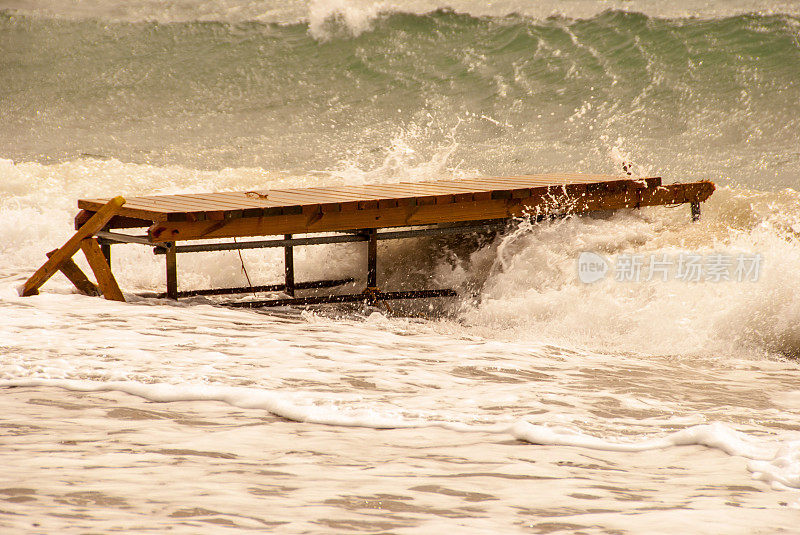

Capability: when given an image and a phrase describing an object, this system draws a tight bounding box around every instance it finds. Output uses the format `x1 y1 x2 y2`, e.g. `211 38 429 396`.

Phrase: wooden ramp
23 174 714 307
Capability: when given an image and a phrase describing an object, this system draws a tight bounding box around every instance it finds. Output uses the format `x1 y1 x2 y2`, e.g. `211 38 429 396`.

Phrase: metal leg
165 242 178 300
690 201 701 222
100 241 111 268
367 229 377 288
284 234 295 297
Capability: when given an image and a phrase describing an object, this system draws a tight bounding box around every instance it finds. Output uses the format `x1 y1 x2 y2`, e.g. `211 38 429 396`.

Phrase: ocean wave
5 0 800 24
2 9 798 184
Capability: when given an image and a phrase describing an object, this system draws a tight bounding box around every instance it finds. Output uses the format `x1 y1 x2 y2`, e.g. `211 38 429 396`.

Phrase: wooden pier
21 174 714 307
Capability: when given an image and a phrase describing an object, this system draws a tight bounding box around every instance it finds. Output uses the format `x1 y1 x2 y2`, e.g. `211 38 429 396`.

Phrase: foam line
4 378 799 491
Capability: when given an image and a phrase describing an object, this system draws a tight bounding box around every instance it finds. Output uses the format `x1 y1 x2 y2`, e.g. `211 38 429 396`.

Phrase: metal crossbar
224 289 459 308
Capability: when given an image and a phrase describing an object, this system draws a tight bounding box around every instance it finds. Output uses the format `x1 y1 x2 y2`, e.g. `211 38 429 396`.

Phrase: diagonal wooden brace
45 249 100 297
20 196 126 297
80 238 125 302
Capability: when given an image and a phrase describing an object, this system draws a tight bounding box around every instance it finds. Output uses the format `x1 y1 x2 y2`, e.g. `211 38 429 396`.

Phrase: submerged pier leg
165 242 178 300
690 201 701 222
284 234 295 297
367 229 377 289
100 241 112 268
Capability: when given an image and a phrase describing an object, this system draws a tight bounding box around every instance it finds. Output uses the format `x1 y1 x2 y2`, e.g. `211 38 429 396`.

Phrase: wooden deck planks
76 175 709 241
143 181 714 242
81 174 656 217
81 175 636 213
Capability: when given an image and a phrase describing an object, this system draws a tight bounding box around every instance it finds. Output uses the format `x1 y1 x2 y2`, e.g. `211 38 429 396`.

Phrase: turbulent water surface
2 0 800 533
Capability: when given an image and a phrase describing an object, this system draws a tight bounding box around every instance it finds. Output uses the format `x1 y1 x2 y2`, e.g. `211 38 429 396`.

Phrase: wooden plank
379 181 482 194
359 183 465 204
281 187 369 202
452 175 659 190
506 173 628 183
45 249 100 297
262 189 351 206
80 238 125 302
198 191 288 209
171 193 286 210
83 195 229 216
318 186 416 203
375 190 456 206
292 187 389 206
374 183 475 199
251 193 315 209
82 196 186 210
112 193 271 222
176 193 274 210
78 200 169 222
442 177 569 190
324 186 419 208
75 210 154 230
126 194 239 212
21 196 125 297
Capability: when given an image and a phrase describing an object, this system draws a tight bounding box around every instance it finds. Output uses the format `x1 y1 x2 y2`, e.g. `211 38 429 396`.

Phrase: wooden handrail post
20 196 125 297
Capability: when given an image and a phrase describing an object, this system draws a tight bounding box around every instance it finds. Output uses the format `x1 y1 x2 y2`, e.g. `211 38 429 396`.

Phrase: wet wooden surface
75 175 715 242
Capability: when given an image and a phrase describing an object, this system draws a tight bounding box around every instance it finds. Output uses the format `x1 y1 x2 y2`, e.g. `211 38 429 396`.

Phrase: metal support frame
147 220 509 255
138 278 354 299
690 201 701 222
366 229 377 289
100 241 112 268
165 242 178 300
92 219 512 307
284 234 295 297
226 289 458 308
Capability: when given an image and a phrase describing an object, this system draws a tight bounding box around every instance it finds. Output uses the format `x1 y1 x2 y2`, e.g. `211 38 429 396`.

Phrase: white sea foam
3 377 799 493
308 0 390 40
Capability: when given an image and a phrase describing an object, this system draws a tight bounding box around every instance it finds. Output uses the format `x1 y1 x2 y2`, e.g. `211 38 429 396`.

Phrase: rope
362 287 393 314
232 237 257 298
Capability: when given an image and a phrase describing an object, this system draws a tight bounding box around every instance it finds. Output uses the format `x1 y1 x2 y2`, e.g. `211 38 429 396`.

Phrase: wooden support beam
284 234 295 297
80 238 125 302
75 209 152 230
20 196 125 296
45 249 100 297
165 242 178 300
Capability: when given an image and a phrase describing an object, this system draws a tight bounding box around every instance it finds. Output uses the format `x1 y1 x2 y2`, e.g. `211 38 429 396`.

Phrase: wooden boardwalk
23 174 714 306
